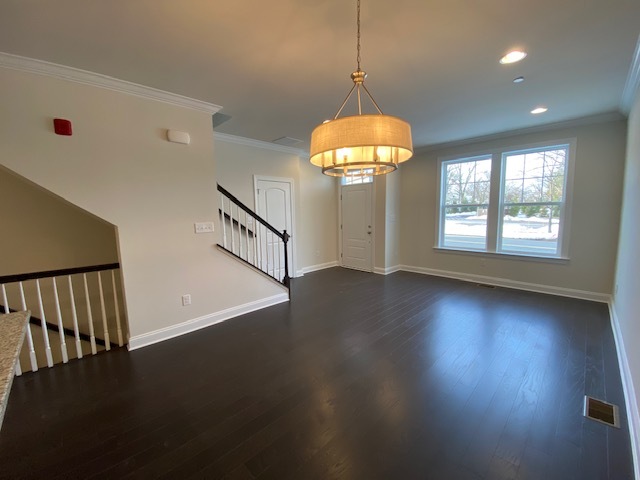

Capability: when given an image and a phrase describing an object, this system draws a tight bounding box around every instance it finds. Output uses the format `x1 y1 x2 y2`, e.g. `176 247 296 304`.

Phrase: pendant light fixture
309 0 413 177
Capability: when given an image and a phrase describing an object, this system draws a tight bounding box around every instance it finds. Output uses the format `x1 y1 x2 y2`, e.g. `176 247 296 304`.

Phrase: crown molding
214 132 309 157
0 52 222 115
621 34 640 114
414 111 626 155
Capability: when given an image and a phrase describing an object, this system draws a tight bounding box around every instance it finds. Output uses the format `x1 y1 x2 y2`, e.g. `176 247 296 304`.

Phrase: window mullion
485 153 502 252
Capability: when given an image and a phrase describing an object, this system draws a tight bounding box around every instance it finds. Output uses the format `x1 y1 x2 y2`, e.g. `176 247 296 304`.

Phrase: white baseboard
608 302 640 480
299 261 339 276
398 265 611 303
128 293 289 351
373 265 401 275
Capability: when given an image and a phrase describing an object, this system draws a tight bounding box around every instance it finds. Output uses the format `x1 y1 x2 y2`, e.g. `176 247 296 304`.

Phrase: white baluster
245 212 250 262
67 275 83 359
271 233 276 277
237 207 242 258
255 223 260 269
252 219 258 267
277 238 282 282
97 272 111 351
265 231 271 276
1 284 8 314
2 284 22 376
258 224 267 272
52 278 69 363
83 273 97 355
19 282 38 372
111 270 124 347
264 232 268 274
230 202 236 255
35 279 54 368
220 193 228 249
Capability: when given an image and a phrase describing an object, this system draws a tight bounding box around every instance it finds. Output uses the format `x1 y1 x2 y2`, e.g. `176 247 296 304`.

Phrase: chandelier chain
356 0 361 71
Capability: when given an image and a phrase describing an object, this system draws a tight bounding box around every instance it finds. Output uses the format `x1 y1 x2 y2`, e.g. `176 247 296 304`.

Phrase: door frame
253 175 297 278
339 181 375 272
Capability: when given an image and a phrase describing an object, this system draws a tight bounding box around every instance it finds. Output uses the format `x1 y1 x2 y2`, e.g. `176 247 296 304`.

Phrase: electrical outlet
182 294 191 306
194 222 214 234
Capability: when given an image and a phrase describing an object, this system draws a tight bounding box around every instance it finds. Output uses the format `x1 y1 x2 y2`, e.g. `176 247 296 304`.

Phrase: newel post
282 230 290 288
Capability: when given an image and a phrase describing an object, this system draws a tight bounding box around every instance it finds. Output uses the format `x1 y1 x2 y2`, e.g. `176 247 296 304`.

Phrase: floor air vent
584 396 620 428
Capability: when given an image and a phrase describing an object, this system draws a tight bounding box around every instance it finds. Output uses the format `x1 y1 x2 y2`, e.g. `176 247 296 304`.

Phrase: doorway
340 183 373 272
254 176 296 279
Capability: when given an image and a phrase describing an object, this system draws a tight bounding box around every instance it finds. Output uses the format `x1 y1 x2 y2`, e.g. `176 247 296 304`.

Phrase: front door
341 183 373 272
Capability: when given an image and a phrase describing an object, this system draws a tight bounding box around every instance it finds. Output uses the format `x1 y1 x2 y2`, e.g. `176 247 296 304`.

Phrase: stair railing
0 263 126 375
217 184 290 288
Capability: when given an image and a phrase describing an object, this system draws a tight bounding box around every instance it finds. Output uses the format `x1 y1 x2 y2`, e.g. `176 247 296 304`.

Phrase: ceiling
1 0 639 152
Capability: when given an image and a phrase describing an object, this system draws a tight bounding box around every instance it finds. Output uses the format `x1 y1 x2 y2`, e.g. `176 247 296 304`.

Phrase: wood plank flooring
0 268 634 479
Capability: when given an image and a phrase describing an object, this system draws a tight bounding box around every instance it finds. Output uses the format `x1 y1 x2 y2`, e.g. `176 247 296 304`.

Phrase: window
440 156 492 250
437 141 574 259
499 146 568 256
342 169 373 185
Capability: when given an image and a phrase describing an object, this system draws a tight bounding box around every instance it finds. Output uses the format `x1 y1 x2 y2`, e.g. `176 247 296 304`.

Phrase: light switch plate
194 222 214 233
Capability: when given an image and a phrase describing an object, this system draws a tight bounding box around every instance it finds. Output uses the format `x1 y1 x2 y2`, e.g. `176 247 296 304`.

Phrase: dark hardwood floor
0 268 634 479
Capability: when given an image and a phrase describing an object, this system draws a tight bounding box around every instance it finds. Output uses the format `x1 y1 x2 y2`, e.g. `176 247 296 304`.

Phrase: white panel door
255 177 294 280
341 183 372 272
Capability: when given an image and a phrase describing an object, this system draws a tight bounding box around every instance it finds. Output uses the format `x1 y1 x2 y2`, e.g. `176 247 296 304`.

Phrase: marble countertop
0 311 30 431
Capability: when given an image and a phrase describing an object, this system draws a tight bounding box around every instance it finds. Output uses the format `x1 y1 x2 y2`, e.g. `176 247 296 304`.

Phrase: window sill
433 247 570 264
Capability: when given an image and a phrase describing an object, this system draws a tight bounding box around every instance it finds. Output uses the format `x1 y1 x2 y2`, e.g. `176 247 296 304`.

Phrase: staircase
217 184 290 289
0 263 127 375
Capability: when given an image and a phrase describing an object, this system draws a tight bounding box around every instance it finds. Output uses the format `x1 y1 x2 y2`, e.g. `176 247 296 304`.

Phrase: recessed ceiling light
500 50 527 64
513 76 525 83
531 107 548 114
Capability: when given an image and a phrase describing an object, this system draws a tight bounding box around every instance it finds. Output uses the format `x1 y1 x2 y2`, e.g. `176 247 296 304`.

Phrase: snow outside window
437 141 574 259
440 156 492 251
499 146 569 256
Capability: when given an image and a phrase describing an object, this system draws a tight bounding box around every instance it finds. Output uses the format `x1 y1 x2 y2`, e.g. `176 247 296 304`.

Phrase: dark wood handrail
217 184 285 240
217 183 290 289
0 263 120 284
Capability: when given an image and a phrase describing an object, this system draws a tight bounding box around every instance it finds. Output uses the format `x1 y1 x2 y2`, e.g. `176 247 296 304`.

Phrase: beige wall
399 118 627 295
0 167 118 275
215 136 338 275
613 90 640 458
385 171 401 268
214 138 300 207
297 158 339 272
0 67 285 341
372 173 401 271
374 176 387 269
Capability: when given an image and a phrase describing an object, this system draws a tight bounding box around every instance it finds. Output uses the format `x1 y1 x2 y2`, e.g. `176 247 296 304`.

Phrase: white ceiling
1 0 639 151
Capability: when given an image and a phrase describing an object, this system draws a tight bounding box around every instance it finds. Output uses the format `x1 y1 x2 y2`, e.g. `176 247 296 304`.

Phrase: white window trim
435 138 577 261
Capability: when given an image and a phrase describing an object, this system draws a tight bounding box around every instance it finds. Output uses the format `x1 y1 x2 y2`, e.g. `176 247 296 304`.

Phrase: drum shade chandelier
310 0 413 177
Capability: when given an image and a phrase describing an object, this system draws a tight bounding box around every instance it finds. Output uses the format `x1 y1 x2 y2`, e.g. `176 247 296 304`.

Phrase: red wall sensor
53 118 73 136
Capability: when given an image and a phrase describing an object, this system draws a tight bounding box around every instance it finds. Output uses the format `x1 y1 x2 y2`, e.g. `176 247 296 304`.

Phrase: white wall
0 67 286 344
214 136 338 275
398 118 627 296
0 167 118 275
613 90 640 474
